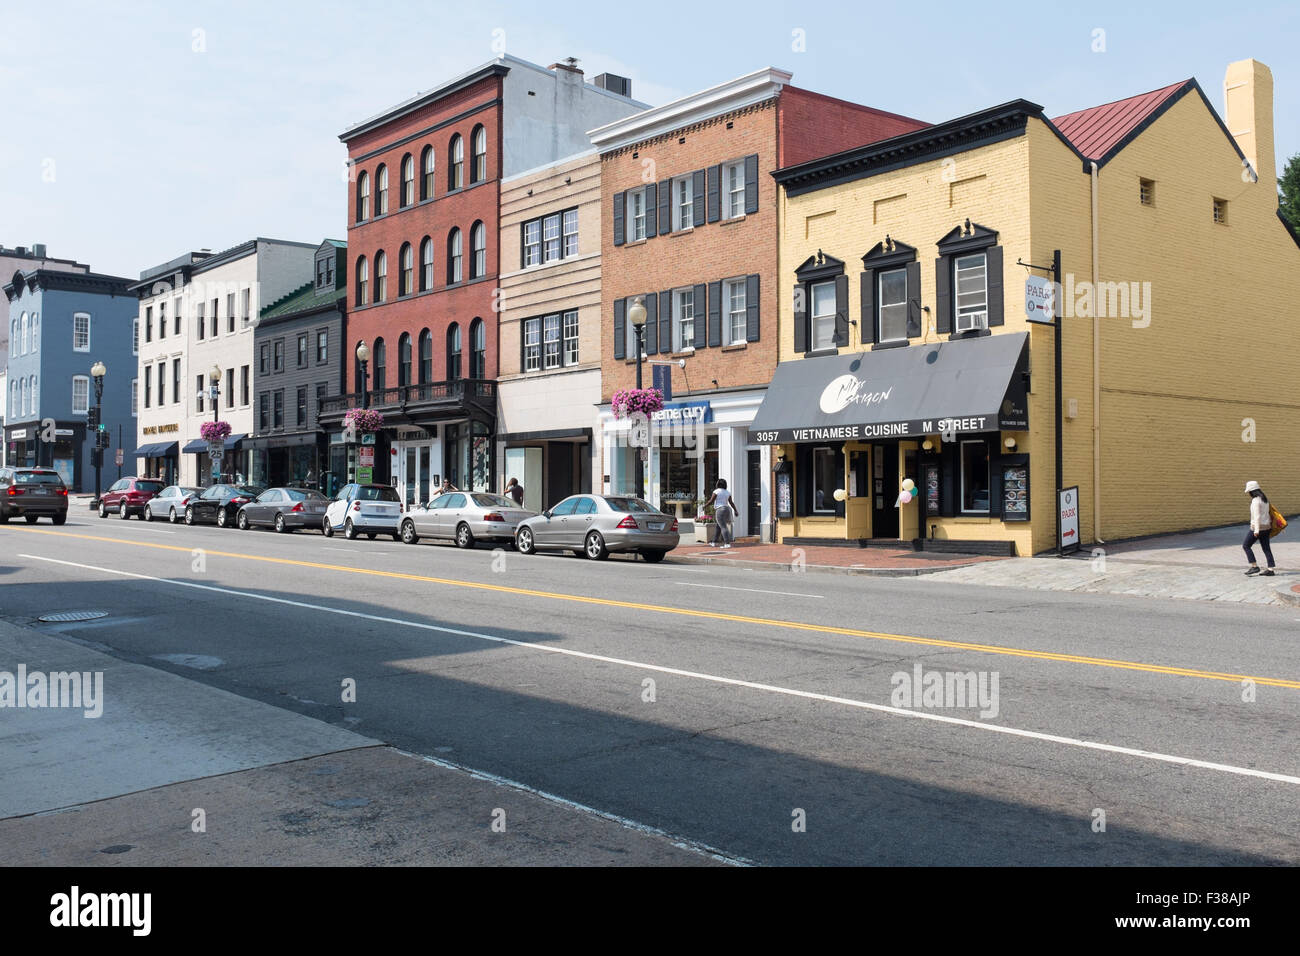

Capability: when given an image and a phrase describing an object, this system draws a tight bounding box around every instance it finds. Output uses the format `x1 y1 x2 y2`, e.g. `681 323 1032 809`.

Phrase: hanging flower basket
344 408 384 432
611 387 664 420
200 420 232 442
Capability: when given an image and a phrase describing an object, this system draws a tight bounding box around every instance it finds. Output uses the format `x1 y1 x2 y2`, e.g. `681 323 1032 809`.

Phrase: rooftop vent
592 73 631 98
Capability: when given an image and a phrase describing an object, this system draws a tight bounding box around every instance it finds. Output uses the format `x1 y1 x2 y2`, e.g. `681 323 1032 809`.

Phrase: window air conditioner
955 311 987 333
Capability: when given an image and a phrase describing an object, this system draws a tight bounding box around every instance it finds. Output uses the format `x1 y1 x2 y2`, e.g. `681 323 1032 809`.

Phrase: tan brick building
591 68 924 539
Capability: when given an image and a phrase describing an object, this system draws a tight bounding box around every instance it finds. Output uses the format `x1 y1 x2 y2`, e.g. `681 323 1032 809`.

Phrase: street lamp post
627 297 648 500
91 361 106 506
356 341 371 410
208 364 222 483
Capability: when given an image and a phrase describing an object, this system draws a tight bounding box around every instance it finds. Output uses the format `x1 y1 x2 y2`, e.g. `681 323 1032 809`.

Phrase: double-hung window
73 312 90 352
240 365 249 406
523 318 541 372
227 293 236 333
273 390 284 428
954 253 988 331
173 297 182 335
274 340 284 372
296 386 307 427
673 176 693 231
158 302 167 339
724 160 745 219
562 310 579 365
173 359 181 403
562 209 578 257
71 376 89 415
878 268 908 343
810 281 837 350
196 303 205 340
241 289 250 326
317 330 328 363
543 214 561 262
259 394 269 430
543 314 562 370
674 288 695 352
259 344 269 374
523 220 541 266
627 190 646 242
723 278 746 345
297 334 308 367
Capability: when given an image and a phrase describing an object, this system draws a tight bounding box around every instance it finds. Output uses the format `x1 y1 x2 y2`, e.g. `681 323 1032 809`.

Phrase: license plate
33 489 48 495
648 521 665 531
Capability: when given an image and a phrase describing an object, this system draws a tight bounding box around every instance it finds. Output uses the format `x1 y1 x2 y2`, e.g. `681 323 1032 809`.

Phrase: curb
1274 583 1300 608
665 554 991 577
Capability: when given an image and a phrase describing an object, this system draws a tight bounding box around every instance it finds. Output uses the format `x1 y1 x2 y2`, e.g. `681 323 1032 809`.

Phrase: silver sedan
399 491 537 549
514 494 679 562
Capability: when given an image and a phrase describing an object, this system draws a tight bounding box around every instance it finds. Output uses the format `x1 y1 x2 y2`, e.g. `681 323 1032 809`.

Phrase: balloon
832 488 847 502
901 478 915 492
899 490 913 504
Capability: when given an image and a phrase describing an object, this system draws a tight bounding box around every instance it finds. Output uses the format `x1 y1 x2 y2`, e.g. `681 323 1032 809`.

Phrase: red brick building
591 68 924 539
326 55 647 500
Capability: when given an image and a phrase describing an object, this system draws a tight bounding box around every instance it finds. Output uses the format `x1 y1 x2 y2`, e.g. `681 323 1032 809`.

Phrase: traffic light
87 406 99 429
97 429 110 449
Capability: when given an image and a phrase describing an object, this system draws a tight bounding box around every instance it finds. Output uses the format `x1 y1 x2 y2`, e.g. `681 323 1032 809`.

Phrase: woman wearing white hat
1243 480 1276 576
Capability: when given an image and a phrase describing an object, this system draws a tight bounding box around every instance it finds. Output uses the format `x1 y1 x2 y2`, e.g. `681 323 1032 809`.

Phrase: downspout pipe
1090 160 1104 545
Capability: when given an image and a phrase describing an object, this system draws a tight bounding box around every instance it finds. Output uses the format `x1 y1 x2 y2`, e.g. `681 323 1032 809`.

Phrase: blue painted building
4 267 138 493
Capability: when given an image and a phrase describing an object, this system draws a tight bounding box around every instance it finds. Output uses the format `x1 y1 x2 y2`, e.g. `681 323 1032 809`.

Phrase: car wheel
585 531 609 561
322 517 335 538
119 501 129 520
52 514 66 525
275 514 287 534
516 526 536 555
456 523 475 549
25 515 38 524
169 506 178 524
184 505 195 526
237 510 249 530
0 513 8 524
641 549 667 564
99 501 108 518
217 507 229 528
344 519 358 540
400 520 419 545
144 504 154 521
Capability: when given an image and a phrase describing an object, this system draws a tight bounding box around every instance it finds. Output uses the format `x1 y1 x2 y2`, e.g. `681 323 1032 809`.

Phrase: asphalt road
3 509 1298 865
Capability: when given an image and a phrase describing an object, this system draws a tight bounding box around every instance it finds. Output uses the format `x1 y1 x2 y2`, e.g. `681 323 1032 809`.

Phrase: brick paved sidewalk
668 541 1004 576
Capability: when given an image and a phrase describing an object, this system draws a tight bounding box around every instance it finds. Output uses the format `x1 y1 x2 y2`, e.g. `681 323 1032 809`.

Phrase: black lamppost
356 340 371 409
627 296 647 500
208 364 222 483
91 361 106 505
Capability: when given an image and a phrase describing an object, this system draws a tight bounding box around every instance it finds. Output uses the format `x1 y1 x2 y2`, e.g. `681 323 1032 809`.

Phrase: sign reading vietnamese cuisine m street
754 416 996 445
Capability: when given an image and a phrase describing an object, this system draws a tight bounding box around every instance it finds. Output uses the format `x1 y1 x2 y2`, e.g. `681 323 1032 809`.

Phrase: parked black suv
0 468 69 524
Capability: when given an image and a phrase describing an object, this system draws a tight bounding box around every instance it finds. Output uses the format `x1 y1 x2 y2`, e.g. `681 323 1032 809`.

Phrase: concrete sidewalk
669 541 1003 576
930 521 1300 606
0 620 726 865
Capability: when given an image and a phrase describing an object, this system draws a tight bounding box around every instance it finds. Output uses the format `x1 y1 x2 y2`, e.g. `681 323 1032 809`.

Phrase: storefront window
609 443 637 496
961 439 990 513
812 446 838 513
661 447 698 508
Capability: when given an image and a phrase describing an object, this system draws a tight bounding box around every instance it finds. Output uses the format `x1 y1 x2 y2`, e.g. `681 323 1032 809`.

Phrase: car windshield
16 472 62 485
357 486 400 502
136 481 165 493
287 489 326 501
236 486 263 497
471 494 515 508
604 497 658 513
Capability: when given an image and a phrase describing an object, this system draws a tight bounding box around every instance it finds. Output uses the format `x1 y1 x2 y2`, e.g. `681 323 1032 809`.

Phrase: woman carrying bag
705 479 735 549
1243 480 1277 576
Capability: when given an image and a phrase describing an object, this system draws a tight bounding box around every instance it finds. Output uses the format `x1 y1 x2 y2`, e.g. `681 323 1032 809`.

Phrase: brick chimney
1224 59 1275 194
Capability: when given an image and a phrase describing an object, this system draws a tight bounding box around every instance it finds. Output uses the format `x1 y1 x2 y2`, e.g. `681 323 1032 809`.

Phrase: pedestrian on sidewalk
1243 480 1276 576
705 479 735 549
505 477 524 506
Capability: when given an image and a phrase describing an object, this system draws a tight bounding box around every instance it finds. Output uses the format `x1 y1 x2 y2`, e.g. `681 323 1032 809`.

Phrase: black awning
181 433 248 454
750 332 1029 443
135 441 178 459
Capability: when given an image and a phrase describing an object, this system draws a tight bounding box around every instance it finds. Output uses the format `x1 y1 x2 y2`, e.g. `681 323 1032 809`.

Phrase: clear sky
2 0 1295 279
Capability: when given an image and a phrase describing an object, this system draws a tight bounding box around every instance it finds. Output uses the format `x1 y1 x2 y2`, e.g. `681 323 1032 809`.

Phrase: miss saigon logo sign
819 375 894 415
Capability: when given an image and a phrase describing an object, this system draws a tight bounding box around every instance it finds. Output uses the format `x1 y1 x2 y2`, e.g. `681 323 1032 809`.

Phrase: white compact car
323 483 403 540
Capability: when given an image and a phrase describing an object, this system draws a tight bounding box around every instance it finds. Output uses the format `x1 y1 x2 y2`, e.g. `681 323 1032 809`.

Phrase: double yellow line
16 527 1300 689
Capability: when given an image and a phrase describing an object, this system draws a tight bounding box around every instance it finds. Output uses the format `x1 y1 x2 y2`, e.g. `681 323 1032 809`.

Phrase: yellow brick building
755 59 1298 555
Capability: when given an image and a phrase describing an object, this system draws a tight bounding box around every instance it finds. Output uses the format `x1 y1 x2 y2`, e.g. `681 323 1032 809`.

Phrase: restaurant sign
650 401 711 425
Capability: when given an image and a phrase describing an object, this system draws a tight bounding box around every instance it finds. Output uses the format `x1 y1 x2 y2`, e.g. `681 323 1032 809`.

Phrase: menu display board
776 471 793 518
924 463 941 515
1002 464 1029 521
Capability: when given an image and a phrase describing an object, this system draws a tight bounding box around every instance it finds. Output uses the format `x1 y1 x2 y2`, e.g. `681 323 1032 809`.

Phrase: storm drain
37 610 108 623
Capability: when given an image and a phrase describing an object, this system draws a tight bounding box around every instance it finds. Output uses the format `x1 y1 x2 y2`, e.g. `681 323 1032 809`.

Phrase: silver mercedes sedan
514 494 679 562
398 491 537 548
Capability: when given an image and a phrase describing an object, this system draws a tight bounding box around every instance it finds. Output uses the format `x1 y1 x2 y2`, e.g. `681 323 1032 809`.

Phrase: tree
1279 153 1300 228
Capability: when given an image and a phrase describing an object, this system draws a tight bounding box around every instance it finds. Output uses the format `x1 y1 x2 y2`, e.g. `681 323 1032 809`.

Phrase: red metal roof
1051 80 1190 162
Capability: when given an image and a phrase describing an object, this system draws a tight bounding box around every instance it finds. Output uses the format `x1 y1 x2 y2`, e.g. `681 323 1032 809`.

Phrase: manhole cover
38 610 108 623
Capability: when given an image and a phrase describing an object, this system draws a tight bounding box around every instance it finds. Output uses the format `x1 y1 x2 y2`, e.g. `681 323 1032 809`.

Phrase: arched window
20 312 29 355
449 134 464 190
421 146 434 200
30 313 39 351
399 243 413 296
446 323 462 380
356 171 370 221
376 164 389 215
400 154 414 207
28 376 37 416
418 329 433 384
355 256 369 306
419 237 433 291
373 337 387 391
470 318 486 379
398 333 412 387
471 125 487 183
447 228 462 284
470 221 486 278
374 250 387 302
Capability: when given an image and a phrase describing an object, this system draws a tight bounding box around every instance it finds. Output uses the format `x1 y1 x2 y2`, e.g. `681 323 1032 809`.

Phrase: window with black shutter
658 289 671 354
935 221 1002 337
743 154 759 214
643 294 657 354
793 252 846 355
745 274 760 343
706 165 721 223
612 191 625 247
691 169 706 227
612 297 626 360
861 238 919 349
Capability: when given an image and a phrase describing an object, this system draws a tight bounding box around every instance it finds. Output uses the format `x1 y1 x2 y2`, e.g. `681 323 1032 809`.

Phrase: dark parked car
237 487 330 533
98 477 165 519
144 485 204 522
0 468 68 524
184 484 264 528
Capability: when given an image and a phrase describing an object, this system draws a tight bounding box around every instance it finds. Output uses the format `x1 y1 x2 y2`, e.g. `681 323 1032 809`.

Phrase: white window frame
810 281 836 351
562 309 579 365
376 164 389 215
523 318 541 372
449 231 462 284
30 312 38 351
421 239 434 289
132 379 138 416
627 190 646 242
723 160 745 219
20 312 29 354
960 438 991 515
542 213 561 263
877 268 908 344
954 253 988 331
543 313 562 370
471 223 486 277
812 446 837 514
132 318 139 355
562 209 579 257
723 277 746 345
173 297 181 335
72 376 90 415
674 288 696 352
523 220 542 266
673 175 693 231
73 312 91 352
159 300 167 339
241 288 251 326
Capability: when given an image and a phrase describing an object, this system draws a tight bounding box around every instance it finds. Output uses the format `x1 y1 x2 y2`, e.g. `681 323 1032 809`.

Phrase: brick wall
777 86 927 168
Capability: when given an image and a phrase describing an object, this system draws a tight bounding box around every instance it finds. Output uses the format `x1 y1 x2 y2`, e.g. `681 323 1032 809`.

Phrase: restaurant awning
749 332 1029 443
181 433 248 454
134 441 178 459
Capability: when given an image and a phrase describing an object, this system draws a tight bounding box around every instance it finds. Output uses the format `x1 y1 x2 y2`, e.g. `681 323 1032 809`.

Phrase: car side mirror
542 510 552 519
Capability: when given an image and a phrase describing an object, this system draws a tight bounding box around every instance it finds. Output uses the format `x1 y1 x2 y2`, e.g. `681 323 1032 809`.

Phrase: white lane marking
677 582 824 599
395 747 750 866
21 552 1300 788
